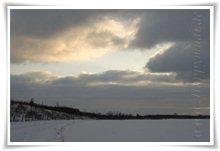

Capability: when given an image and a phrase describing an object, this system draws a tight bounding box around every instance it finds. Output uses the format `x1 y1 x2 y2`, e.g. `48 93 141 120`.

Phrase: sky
10 9 210 115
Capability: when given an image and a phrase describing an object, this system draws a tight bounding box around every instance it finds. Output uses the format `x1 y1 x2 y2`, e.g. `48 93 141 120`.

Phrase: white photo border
7 5 214 146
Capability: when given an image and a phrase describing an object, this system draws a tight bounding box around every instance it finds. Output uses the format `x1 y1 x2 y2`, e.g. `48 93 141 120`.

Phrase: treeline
10 99 210 120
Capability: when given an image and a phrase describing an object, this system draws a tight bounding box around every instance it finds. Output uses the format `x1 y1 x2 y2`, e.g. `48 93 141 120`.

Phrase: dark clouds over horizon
11 71 210 115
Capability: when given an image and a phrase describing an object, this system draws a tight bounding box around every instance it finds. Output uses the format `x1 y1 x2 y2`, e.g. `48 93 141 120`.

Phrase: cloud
77 70 179 86
11 9 210 49
11 70 178 87
11 10 140 63
137 9 210 82
11 18 139 63
50 70 178 86
146 42 210 82
130 9 210 49
11 9 210 73
11 10 106 38
10 70 209 114
10 71 57 85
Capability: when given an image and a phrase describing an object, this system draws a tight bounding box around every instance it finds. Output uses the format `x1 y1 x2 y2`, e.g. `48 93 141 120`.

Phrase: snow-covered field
10 119 210 142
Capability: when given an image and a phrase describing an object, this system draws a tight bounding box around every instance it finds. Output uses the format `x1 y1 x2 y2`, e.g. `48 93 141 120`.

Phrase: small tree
30 98 34 111
29 98 35 120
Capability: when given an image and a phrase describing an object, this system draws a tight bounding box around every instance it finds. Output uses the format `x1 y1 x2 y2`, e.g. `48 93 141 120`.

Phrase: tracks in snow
54 121 74 142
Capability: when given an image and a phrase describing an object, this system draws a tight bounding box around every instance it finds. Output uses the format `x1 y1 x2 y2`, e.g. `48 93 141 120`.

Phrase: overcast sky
10 9 210 115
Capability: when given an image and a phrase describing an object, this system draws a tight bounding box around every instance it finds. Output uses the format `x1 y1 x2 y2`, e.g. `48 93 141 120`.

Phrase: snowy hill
10 101 84 121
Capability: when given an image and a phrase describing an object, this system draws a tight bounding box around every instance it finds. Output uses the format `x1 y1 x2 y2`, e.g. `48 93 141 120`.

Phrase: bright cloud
11 17 140 63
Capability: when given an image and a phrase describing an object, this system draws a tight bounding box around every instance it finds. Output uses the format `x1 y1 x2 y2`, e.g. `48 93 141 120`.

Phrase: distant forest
10 99 210 121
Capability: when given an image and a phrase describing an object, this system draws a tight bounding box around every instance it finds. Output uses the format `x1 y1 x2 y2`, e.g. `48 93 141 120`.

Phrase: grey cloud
10 71 210 114
139 9 210 82
130 9 210 49
11 70 176 87
11 9 210 48
10 71 57 84
146 42 210 82
77 70 178 84
11 9 140 63
79 70 136 83
10 9 142 37
11 9 105 38
10 9 138 38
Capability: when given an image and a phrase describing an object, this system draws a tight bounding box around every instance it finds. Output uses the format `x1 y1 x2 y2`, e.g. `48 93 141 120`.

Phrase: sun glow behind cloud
11 17 140 63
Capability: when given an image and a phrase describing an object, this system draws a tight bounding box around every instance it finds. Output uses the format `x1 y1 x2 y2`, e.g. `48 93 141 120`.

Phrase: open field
10 119 210 142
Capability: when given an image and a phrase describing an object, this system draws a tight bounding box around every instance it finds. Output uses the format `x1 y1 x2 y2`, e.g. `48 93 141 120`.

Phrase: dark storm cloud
11 9 210 48
134 9 210 82
146 42 210 82
11 9 209 47
10 70 210 114
10 70 208 100
10 9 140 39
11 9 105 38
130 9 210 49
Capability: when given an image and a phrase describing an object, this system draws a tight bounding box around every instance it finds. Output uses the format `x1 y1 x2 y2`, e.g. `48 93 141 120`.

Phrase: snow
10 119 210 142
